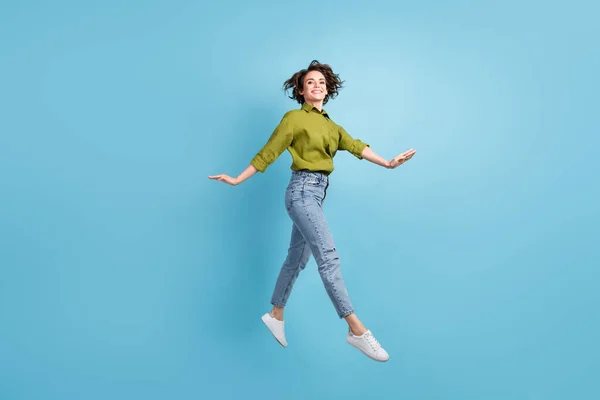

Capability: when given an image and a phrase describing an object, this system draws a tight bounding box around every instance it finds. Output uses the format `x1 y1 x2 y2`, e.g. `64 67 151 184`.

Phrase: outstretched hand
208 174 239 186
388 149 416 169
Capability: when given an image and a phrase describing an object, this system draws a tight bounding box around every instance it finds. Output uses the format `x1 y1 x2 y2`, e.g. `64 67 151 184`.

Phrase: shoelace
364 332 381 351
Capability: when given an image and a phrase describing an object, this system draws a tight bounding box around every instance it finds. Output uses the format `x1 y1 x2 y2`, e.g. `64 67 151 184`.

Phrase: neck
305 99 324 111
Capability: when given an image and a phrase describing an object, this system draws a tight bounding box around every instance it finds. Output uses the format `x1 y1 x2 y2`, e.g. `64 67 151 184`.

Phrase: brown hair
283 60 344 105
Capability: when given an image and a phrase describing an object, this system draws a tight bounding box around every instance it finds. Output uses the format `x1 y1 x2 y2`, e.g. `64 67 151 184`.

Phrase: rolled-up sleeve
250 114 294 172
338 125 369 159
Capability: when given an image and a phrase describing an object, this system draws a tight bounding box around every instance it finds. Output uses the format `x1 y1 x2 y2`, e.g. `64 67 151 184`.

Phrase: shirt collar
301 102 329 118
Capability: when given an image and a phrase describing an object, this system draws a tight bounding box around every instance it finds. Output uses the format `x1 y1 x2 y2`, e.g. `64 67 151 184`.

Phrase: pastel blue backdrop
1 1 598 399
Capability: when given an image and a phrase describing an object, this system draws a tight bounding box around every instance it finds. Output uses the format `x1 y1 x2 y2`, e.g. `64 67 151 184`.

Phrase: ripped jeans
270 170 354 318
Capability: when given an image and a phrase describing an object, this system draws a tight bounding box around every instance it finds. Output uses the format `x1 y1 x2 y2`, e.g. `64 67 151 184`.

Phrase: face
299 70 328 104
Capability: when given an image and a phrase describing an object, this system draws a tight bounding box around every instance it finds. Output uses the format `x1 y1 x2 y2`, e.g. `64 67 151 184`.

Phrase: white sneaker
346 329 389 362
261 312 288 347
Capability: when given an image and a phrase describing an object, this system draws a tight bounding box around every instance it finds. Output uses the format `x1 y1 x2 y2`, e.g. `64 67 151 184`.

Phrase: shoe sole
261 314 287 348
347 338 389 362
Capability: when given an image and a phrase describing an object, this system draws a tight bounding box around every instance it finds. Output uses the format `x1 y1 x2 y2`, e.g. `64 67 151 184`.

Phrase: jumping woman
209 60 416 362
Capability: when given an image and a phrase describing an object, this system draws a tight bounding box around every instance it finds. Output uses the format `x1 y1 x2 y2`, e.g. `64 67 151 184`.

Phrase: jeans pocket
304 178 321 187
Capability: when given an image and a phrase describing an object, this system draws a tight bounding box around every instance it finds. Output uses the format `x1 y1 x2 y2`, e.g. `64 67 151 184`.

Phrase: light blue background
1 1 598 399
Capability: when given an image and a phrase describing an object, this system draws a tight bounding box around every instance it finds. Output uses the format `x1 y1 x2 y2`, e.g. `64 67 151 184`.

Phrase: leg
344 313 367 336
287 186 354 319
269 223 312 320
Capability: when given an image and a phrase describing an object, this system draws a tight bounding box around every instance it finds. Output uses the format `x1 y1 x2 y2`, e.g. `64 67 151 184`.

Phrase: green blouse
250 103 369 175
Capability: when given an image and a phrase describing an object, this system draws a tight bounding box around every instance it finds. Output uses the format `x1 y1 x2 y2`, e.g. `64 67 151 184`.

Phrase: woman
209 60 416 362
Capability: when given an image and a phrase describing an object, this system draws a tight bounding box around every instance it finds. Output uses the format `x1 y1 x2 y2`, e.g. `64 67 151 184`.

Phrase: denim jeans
270 170 355 318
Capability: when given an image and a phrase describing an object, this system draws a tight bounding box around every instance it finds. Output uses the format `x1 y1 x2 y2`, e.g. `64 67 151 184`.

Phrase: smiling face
299 70 328 105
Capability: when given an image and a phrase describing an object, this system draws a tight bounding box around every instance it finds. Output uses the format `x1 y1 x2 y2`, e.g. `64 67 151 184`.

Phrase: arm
363 146 417 169
361 146 391 168
339 125 390 168
235 164 258 184
209 114 293 186
249 114 293 173
338 125 416 169
208 164 257 186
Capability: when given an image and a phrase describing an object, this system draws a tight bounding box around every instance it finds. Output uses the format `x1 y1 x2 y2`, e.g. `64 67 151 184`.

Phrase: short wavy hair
283 60 344 105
